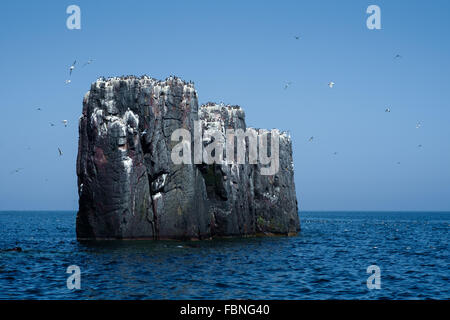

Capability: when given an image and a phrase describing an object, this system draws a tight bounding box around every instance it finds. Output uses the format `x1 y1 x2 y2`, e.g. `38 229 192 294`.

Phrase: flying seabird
65 80 71 85
82 59 94 67
394 54 402 59
69 60 76 75
385 107 391 113
308 136 314 142
62 120 68 127
294 35 300 40
284 81 292 90
58 148 63 156
328 81 335 88
36 107 42 111
10 168 24 174
416 122 421 129
50 123 55 127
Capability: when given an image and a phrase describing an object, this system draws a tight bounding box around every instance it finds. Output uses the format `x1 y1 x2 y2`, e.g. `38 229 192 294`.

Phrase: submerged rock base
76 76 300 240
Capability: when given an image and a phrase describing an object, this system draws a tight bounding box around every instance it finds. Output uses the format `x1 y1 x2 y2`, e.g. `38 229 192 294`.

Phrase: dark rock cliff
76 76 300 240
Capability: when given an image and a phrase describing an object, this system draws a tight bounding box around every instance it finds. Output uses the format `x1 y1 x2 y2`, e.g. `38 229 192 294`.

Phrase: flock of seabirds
10 36 422 176
284 39 420 164
9 59 93 175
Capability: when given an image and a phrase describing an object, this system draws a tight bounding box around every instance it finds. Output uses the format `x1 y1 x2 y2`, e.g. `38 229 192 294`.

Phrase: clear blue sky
1 0 449 211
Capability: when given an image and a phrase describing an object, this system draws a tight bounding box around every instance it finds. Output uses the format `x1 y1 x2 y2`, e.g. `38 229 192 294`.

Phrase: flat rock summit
76 75 300 240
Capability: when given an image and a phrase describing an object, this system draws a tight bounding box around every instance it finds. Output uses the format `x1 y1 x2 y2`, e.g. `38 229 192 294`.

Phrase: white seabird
69 60 76 75
328 81 335 88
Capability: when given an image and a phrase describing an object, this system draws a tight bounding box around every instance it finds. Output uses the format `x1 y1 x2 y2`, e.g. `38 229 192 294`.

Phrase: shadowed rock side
76 76 300 240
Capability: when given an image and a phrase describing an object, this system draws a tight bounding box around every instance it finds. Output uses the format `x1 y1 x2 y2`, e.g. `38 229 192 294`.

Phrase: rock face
76 76 300 240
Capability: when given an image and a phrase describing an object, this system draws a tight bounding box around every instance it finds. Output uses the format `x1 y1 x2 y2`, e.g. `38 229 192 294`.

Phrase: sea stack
76 76 300 240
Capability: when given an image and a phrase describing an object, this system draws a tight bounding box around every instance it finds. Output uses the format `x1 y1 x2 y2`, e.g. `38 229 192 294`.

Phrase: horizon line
0 210 449 213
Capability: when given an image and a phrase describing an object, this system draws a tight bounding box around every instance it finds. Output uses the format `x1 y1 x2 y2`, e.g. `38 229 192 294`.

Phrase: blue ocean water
0 211 448 300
